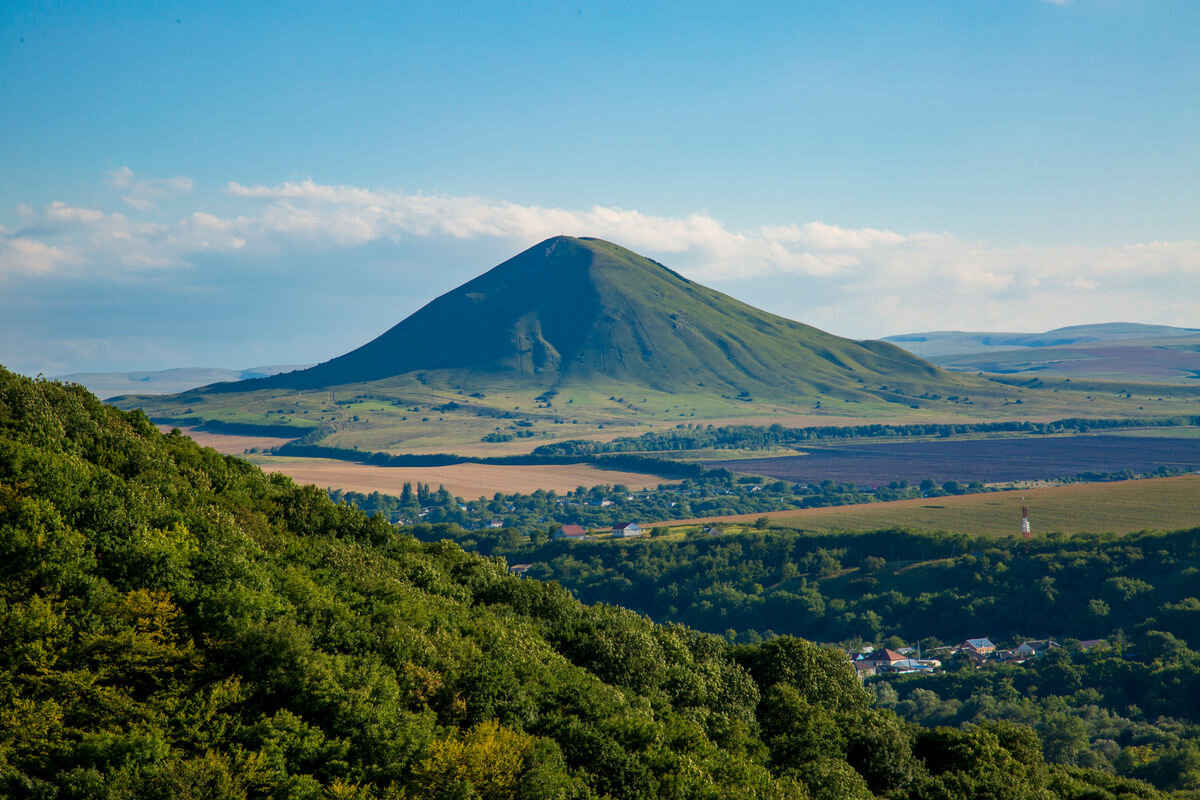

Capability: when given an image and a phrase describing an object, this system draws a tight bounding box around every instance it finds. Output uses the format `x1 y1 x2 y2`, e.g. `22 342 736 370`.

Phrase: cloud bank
3 171 1198 343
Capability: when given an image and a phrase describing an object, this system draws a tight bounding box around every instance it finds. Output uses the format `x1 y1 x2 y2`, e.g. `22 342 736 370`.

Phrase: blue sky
2 0 1198 376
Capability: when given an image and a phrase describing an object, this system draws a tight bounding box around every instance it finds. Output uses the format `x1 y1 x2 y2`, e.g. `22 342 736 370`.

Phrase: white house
612 522 643 538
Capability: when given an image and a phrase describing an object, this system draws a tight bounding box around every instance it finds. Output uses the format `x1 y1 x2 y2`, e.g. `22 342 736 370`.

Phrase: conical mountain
221 236 955 399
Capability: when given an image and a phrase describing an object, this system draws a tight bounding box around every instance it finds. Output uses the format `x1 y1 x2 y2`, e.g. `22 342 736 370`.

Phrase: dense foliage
429 521 1200 794
875 640 1200 793
331 474 970 529
0 367 1178 798
434 526 1200 649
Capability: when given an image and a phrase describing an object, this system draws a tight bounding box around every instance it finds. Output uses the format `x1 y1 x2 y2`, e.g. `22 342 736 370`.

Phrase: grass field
125 366 1200 459
164 426 673 497
656 474 1200 536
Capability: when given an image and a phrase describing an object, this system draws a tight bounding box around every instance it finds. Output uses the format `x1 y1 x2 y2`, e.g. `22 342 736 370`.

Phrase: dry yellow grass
165 426 670 497
657 474 1200 536
160 426 298 454
257 460 671 499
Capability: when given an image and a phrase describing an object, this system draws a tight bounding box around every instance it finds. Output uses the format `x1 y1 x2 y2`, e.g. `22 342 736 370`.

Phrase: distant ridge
56 364 312 400
885 323 1200 383
209 236 960 401
885 323 1200 358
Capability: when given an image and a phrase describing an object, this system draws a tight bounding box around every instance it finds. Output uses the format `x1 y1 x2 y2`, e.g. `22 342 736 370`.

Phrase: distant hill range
885 323 1200 382
202 235 961 401
57 365 311 400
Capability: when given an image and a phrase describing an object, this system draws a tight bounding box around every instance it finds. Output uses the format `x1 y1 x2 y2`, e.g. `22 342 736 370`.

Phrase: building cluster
850 636 1107 679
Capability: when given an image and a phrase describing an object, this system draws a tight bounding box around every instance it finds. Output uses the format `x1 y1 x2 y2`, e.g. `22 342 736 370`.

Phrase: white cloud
107 166 194 210
0 234 82 277
5 175 1199 337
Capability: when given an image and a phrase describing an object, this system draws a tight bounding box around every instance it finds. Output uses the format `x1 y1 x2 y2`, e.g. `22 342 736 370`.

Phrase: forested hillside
462 527 1200 648
0 367 1176 799
428 518 1200 793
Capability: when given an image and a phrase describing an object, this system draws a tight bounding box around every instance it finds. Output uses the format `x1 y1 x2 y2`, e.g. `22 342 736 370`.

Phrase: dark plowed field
703 435 1200 486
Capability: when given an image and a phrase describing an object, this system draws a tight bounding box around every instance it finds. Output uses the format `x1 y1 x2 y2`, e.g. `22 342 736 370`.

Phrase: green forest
0 366 1191 798
420 516 1200 794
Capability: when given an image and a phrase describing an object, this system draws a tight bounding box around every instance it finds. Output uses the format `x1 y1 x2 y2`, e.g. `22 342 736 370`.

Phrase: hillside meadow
656 474 1200 537
126 372 1200 460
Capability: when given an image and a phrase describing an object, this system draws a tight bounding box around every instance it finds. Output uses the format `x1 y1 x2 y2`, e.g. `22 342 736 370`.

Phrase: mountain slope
221 236 953 399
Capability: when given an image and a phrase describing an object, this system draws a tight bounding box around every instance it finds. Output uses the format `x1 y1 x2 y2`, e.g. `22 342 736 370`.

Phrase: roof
1017 639 1057 651
613 522 640 530
964 637 995 650
864 648 906 663
557 524 587 536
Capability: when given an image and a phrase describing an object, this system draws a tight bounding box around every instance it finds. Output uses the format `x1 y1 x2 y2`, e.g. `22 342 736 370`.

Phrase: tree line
532 416 1200 457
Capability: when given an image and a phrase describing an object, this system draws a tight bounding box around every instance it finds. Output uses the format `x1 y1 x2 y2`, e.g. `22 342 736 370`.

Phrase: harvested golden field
257 460 672 499
658 474 1200 536
159 426 298 454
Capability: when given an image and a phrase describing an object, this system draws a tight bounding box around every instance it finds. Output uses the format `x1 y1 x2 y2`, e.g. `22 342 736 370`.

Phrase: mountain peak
211 238 948 398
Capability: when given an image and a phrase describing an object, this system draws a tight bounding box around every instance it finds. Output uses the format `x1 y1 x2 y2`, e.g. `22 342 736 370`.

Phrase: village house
854 661 879 680
879 658 938 675
508 563 532 577
487 519 504 528
553 524 588 540
861 648 907 666
1014 640 1059 660
851 648 911 680
961 637 996 656
612 522 643 538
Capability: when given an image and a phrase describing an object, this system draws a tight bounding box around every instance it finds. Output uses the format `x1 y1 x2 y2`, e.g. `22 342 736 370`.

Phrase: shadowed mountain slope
213 236 957 399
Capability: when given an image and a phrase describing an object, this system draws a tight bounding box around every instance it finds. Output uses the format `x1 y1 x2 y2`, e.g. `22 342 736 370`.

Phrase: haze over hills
885 323 1200 382
205 236 957 400
55 364 312 400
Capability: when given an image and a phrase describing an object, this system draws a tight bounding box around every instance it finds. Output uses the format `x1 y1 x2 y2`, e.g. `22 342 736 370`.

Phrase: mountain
212 235 953 399
885 324 1200 383
55 364 312 399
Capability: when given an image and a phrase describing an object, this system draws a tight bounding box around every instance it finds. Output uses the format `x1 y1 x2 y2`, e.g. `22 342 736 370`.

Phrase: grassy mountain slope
209 236 957 400
0 367 1171 799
